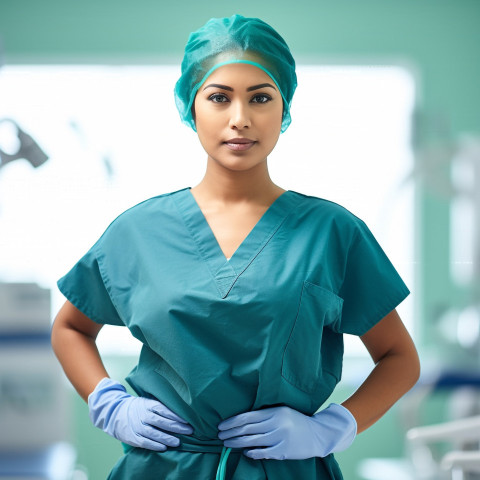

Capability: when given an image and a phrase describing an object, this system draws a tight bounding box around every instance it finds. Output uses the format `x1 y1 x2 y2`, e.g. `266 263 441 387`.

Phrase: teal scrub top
57 187 410 480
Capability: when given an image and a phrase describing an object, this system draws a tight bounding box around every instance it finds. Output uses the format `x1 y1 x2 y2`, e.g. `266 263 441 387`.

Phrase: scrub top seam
345 283 410 337
57 282 105 325
224 195 310 294
94 241 127 326
214 192 310 298
170 189 303 299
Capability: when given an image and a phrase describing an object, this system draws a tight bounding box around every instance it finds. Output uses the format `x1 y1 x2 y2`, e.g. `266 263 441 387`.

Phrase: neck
191 157 286 207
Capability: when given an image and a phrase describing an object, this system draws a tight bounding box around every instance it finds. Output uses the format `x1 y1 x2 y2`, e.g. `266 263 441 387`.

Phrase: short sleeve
57 240 124 326
335 218 410 336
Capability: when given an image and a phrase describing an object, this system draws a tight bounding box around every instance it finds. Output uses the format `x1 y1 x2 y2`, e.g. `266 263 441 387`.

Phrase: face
193 62 283 172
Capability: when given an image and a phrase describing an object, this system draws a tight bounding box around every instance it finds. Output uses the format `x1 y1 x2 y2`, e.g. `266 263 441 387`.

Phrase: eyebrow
247 83 277 92
202 83 277 92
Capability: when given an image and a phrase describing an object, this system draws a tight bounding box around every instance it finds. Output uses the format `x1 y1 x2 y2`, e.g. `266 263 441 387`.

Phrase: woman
51 14 420 479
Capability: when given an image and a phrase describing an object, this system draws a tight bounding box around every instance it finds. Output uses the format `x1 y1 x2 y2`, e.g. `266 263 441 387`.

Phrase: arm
51 299 194 450
217 278 417 461
51 299 109 402
341 308 421 433
217 308 419 460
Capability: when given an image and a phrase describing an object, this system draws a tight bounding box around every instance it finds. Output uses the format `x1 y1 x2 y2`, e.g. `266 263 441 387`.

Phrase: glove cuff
87 377 128 429
313 403 357 455
331 403 357 436
87 377 125 403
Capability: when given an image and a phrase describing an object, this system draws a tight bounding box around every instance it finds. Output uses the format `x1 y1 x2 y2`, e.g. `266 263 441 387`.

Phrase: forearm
341 349 420 433
51 314 109 402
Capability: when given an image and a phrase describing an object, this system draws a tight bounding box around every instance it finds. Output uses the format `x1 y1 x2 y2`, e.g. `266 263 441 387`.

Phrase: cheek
194 107 222 150
261 100 283 128
195 113 220 140
260 106 283 137
194 103 222 134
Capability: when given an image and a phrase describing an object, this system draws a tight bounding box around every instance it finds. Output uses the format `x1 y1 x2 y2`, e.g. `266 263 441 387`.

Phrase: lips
223 137 256 151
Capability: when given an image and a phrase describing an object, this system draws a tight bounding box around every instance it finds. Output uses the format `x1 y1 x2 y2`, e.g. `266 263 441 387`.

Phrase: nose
228 100 251 130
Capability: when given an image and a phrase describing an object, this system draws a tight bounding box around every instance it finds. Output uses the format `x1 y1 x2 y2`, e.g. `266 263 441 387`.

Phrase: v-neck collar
172 187 304 298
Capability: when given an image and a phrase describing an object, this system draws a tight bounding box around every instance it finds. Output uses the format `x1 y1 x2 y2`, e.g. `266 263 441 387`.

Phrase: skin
345 308 420 433
51 300 106 402
51 62 420 439
189 63 288 258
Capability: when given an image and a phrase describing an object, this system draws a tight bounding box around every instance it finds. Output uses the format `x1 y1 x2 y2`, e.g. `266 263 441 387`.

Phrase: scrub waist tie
122 441 241 480
216 447 232 480
176 443 238 480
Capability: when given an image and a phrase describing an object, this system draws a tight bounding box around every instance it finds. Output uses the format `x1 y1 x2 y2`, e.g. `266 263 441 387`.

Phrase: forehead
199 62 275 89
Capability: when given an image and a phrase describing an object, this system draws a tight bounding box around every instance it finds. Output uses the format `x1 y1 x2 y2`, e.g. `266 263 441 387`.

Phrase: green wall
1 1 479 478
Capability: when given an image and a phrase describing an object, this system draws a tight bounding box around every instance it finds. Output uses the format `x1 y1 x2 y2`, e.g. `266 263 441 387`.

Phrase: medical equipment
410 133 480 359
88 377 193 451
174 14 297 133
0 282 76 479
359 133 480 480
403 372 480 480
407 414 480 479
358 371 480 480
0 118 48 170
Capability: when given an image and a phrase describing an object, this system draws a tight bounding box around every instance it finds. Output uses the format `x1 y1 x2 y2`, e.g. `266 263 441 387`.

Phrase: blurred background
0 1 479 479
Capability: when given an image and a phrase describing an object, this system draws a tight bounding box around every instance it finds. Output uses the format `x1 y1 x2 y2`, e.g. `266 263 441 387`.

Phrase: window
0 65 415 355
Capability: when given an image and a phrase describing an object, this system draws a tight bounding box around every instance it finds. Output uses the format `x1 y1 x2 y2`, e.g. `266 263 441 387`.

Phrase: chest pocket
281 280 344 394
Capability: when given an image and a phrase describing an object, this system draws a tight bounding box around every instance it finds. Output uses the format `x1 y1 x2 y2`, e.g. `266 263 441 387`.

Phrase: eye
208 93 229 103
251 93 272 104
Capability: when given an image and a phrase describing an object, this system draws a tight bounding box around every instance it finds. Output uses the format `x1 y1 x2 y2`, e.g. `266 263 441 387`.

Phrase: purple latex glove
218 403 357 460
88 377 194 451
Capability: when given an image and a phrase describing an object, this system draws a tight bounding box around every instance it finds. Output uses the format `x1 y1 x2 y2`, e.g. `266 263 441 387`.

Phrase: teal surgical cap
174 14 297 133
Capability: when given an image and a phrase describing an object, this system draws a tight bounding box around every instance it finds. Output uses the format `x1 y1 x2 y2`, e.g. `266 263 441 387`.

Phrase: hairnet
174 14 297 133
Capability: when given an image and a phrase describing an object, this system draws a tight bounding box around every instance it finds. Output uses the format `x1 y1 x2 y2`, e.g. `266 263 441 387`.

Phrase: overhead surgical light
0 118 49 170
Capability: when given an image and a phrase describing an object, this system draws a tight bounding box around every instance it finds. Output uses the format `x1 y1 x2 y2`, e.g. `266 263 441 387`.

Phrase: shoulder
97 187 188 240
290 190 366 235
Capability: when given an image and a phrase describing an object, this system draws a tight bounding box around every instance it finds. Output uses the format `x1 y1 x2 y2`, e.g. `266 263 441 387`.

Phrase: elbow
413 350 421 386
406 347 421 392
50 315 62 357
384 343 422 394
50 308 74 358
